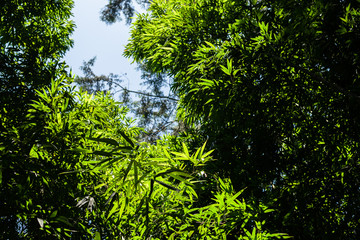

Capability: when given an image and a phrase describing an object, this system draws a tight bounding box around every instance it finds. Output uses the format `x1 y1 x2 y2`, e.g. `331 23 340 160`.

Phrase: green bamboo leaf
228 189 245 204
55 216 72 227
227 58 233 70
199 79 215 87
155 169 187 178
68 147 92 154
146 159 171 167
220 64 231 75
160 46 173 51
134 161 138 191
264 208 275 213
192 146 201 160
233 68 240 76
50 210 58 218
92 150 113 156
204 99 214 105
88 137 119 146
94 232 101 240
163 148 172 159
172 152 190 160
123 160 134 182
134 195 147 216
155 180 180 192
107 203 118 220
201 149 215 159
95 182 108 190
205 41 216 48
119 131 135 148
182 142 190 157
59 170 84 175
118 197 127 219
168 172 188 183
198 141 207 158
111 146 133 151
185 185 198 199
170 171 193 179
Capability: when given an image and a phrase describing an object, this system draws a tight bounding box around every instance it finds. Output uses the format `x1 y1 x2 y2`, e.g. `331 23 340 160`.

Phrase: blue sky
64 0 143 91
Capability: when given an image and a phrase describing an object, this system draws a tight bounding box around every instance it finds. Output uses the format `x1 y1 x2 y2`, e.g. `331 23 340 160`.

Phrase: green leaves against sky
1 0 360 239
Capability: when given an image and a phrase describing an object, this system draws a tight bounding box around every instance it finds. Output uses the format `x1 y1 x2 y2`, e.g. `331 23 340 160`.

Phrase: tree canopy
2 0 360 239
101 0 149 25
125 0 360 238
0 0 288 239
74 57 180 143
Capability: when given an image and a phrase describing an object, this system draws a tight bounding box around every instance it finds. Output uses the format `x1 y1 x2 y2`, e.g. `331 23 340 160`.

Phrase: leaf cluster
1 1 287 239
74 57 180 143
125 0 360 238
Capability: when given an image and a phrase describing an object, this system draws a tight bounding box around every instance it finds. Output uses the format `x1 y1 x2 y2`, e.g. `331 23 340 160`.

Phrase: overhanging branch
113 82 179 101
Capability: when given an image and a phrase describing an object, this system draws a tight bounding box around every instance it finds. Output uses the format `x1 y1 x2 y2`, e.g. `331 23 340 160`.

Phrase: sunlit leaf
88 137 119 146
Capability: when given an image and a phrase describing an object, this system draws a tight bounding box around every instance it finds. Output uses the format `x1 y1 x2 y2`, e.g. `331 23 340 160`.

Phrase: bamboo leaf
220 64 231 75
92 150 113 156
182 142 190 158
155 180 180 192
123 160 134 183
119 131 135 148
68 147 92 154
107 203 118 220
95 232 101 240
88 137 119 146
134 161 138 192
55 216 72 226
50 210 58 218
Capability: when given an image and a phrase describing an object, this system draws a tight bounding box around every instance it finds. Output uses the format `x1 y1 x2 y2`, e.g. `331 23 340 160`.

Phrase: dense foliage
125 0 360 239
74 57 179 143
98 0 181 142
0 0 288 239
3 0 360 238
1 0 75 237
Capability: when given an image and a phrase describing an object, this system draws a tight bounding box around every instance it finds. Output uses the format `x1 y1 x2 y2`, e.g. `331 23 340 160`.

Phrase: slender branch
113 82 179 101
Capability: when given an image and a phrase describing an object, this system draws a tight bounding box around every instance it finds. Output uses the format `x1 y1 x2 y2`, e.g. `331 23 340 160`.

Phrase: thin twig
113 82 179 101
